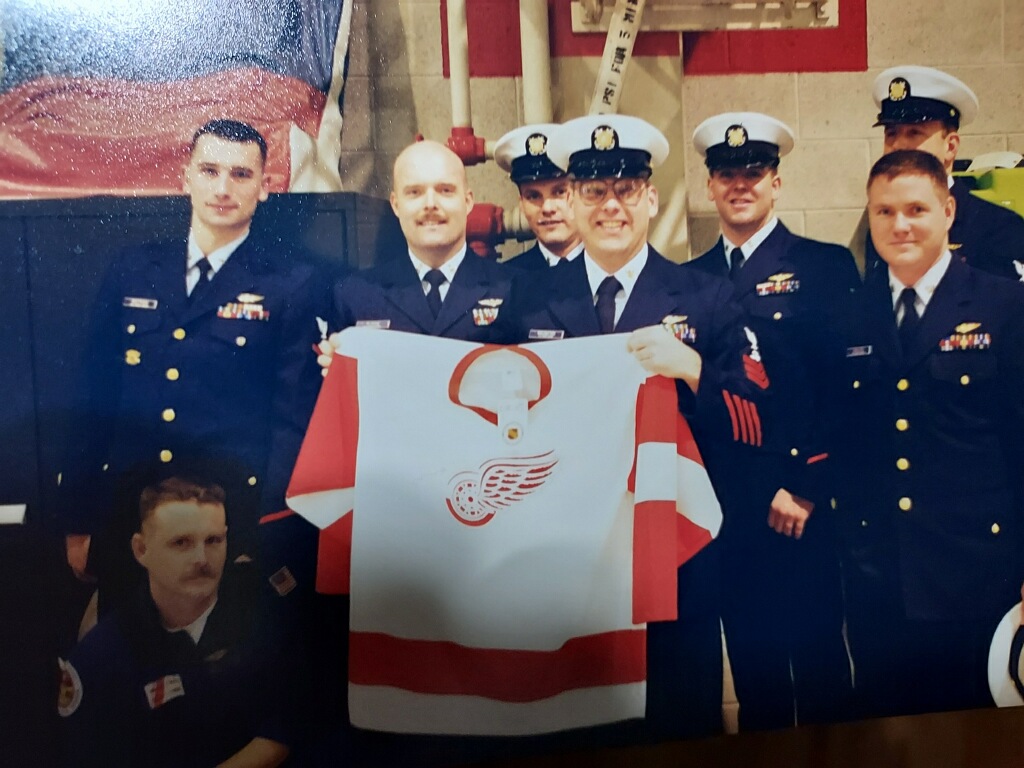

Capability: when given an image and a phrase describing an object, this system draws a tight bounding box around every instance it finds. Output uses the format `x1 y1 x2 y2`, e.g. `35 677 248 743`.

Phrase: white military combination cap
493 124 566 184
872 65 979 128
692 112 795 171
546 114 669 179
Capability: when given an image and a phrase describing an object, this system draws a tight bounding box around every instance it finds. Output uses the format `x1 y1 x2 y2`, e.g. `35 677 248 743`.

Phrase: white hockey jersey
286 328 721 736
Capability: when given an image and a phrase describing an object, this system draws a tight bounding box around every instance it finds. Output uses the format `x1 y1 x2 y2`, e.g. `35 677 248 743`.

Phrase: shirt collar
538 240 584 267
584 244 649 300
163 598 217 645
408 245 467 284
187 229 249 274
888 249 952 310
722 216 778 267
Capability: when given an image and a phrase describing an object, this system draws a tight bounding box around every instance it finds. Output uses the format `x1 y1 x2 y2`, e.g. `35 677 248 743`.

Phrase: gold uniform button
125 349 141 366
173 328 186 340
896 418 909 431
127 324 136 334
896 457 910 471
159 449 173 463
960 375 970 386
235 336 247 347
773 311 782 320
161 408 175 422
898 497 912 512
790 448 799 457
166 368 180 381
101 463 109 472
897 379 909 391
991 523 1001 535
852 380 861 389
248 476 258 487
830 498 838 510
861 520 868 528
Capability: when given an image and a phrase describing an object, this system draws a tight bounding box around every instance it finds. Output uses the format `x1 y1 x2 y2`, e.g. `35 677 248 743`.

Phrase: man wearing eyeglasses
515 114 768 743
493 124 582 270
689 113 857 731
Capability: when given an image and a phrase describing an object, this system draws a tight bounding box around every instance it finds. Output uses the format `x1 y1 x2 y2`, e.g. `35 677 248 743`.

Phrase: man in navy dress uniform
835 149 1024 719
59 476 291 767
856 66 1024 280
514 113 769 744
62 119 328 602
493 123 582 270
689 112 856 730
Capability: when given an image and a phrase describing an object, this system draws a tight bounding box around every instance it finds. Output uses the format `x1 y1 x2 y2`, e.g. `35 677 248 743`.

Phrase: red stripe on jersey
316 513 352 594
633 498 678 624
349 629 647 702
259 509 295 526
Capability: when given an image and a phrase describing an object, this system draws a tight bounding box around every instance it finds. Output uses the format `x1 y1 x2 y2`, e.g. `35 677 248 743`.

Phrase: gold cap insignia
236 293 264 303
888 77 909 101
955 322 981 334
726 125 748 148
478 298 504 307
768 272 795 282
662 315 688 325
526 133 547 156
592 126 617 151
125 349 141 366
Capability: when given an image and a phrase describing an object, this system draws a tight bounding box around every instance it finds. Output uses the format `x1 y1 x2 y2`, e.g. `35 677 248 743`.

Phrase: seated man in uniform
493 123 582 269
58 475 292 768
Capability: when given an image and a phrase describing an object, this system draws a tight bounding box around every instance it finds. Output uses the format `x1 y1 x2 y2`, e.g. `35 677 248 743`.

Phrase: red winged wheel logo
446 451 558 526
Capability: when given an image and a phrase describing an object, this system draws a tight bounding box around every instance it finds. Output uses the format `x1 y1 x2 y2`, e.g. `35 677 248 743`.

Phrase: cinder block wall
342 0 1024 262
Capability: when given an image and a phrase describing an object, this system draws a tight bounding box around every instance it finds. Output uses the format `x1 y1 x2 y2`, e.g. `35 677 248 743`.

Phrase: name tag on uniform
356 319 391 330
846 345 873 358
528 329 564 341
123 297 158 310
144 674 185 709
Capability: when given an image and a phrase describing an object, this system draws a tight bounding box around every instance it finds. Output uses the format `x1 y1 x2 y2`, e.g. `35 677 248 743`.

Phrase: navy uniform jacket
834 257 1024 622
866 178 1024 281
689 224 859 520
61 235 329 537
59 565 291 767
506 243 548 271
333 251 517 343
513 248 765 741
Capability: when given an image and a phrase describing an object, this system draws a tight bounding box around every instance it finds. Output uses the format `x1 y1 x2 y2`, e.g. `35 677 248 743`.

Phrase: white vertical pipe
519 0 553 124
446 0 473 128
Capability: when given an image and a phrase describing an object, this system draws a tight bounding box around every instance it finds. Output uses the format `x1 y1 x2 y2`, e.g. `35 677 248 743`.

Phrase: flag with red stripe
0 0 351 198
286 329 722 736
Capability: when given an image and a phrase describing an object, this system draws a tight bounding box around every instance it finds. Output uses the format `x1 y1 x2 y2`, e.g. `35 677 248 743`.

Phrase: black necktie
728 247 745 282
595 276 622 334
898 287 920 351
189 257 215 302
424 269 447 318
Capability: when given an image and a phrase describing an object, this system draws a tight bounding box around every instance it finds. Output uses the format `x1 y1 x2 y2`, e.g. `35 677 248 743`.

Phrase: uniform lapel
151 243 190 321
732 223 793 300
180 240 260 325
433 255 490 336
862 266 902 371
379 256 435 333
616 250 681 332
546 256 601 337
903 257 971 368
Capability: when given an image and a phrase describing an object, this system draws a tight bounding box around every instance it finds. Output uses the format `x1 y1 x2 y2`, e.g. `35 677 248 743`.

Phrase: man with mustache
59 475 292 767
689 112 857 730
493 123 582 270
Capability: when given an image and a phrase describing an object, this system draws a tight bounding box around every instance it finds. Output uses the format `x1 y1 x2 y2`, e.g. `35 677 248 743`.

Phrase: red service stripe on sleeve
742 398 762 447
731 393 750 445
722 390 741 442
349 629 648 702
743 356 770 390
806 453 828 465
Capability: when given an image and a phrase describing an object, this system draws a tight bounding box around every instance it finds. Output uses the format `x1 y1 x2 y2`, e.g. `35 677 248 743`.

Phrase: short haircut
139 476 226 525
190 119 268 164
868 149 949 198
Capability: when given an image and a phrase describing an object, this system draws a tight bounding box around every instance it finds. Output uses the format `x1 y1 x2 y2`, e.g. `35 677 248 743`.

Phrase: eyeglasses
574 178 648 206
